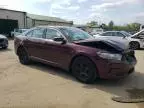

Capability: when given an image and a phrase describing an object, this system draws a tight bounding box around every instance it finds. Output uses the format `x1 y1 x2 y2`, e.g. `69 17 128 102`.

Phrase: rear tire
18 48 30 65
129 42 140 50
71 56 97 84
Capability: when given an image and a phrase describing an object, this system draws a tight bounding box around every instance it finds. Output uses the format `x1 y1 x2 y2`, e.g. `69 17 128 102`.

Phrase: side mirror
53 37 67 44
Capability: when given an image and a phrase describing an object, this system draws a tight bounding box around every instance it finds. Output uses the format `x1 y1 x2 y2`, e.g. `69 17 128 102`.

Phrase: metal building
0 8 26 35
0 8 73 36
26 13 73 28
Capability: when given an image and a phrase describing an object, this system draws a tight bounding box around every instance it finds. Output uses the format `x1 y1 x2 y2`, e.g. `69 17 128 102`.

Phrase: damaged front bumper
95 59 136 79
92 50 137 79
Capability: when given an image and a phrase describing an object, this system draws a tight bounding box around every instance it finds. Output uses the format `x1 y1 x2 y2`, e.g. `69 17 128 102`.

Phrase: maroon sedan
14 26 136 83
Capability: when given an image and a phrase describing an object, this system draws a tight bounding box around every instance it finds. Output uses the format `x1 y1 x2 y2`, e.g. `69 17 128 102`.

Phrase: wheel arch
129 41 140 46
129 41 141 49
17 45 28 56
130 40 140 44
69 54 99 77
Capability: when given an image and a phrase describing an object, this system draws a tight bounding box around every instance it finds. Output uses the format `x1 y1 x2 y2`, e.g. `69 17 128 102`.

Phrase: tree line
87 21 141 34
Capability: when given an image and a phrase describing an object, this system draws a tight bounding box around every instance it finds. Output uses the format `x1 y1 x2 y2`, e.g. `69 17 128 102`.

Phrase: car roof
14 28 28 30
103 31 122 33
23 26 79 36
37 26 75 29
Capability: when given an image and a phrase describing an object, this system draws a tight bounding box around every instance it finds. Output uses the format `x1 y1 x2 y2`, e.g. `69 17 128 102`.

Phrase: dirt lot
0 40 144 108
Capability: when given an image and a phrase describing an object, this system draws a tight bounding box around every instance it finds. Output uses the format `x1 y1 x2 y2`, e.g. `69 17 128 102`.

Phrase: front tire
18 48 30 65
71 56 97 84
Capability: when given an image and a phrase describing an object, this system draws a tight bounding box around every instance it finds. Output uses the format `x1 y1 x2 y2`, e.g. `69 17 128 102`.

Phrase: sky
0 0 144 25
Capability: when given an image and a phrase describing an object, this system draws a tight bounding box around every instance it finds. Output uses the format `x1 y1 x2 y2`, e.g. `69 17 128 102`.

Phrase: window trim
25 27 46 39
102 32 113 36
45 28 67 41
24 27 36 36
25 30 34 37
116 32 125 37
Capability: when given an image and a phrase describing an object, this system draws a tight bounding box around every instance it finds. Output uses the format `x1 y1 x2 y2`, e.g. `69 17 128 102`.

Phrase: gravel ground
0 40 144 108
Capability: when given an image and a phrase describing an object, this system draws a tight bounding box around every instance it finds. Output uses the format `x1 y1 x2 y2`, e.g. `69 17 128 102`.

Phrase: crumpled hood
75 38 129 52
94 35 130 46
0 34 7 39
131 29 144 38
102 39 129 51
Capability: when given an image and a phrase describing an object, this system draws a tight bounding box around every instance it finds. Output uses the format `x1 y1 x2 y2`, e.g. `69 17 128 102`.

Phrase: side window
111 32 116 36
101 32 112 36
117 32 125 37
25 30 33 37
46 29 62 39
32 28 45 38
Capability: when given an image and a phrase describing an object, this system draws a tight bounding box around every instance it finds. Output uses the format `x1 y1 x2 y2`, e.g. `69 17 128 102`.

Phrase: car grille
122 50 136 63
0 39 4 43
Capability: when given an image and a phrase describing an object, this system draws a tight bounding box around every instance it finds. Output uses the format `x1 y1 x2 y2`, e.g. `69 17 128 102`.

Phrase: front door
42 28 73 68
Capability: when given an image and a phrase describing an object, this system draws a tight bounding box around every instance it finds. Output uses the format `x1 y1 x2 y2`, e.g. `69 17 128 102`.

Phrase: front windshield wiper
73 38 86 41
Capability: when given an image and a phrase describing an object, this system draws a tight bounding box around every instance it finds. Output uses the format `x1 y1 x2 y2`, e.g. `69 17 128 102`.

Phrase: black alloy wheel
130 42 140 50
18 48 30 65
71 56 97 84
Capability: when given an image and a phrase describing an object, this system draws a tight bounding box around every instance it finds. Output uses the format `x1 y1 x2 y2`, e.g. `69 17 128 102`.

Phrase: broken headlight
97 52 122 61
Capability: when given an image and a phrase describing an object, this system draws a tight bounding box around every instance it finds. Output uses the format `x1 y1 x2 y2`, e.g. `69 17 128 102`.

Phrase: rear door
23 27 46 58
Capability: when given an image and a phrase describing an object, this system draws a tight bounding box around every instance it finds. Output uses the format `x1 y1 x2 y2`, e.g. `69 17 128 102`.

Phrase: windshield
60 27 93 41
121 31 131 37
